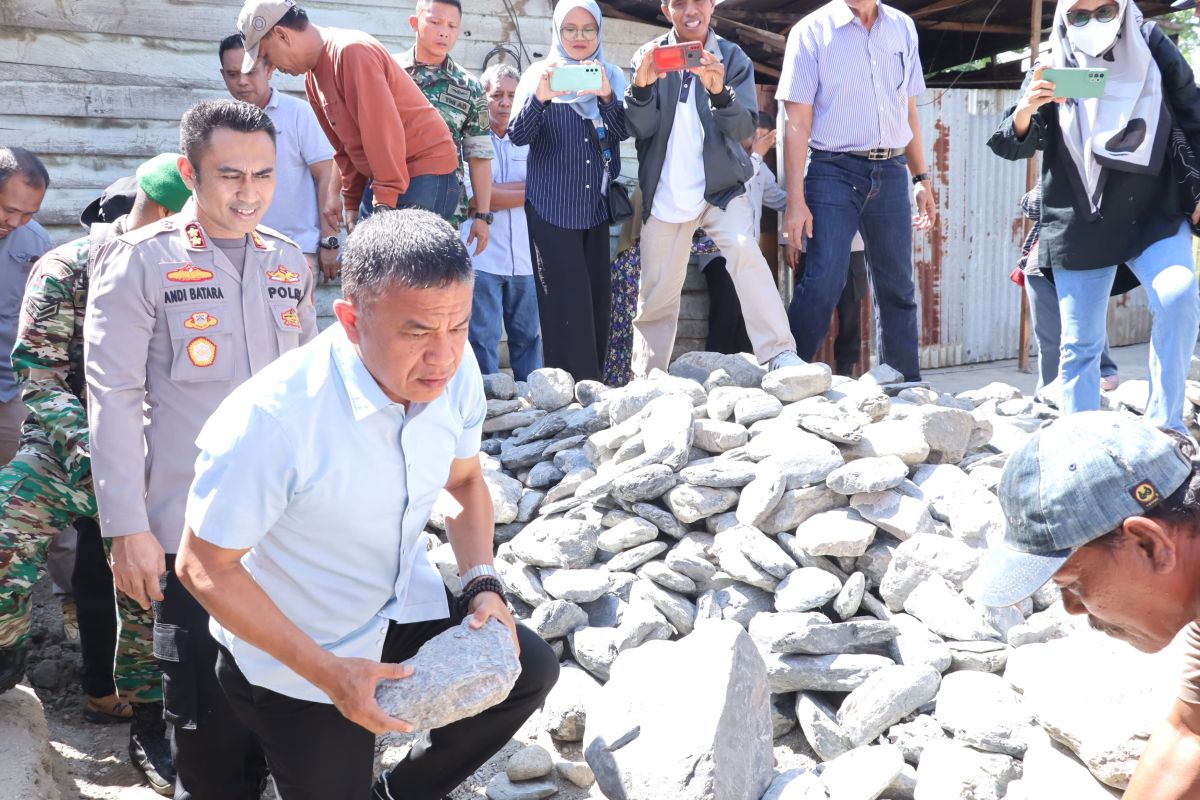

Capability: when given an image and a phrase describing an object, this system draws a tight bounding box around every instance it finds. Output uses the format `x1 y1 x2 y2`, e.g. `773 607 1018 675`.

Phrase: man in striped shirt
779 0 937 382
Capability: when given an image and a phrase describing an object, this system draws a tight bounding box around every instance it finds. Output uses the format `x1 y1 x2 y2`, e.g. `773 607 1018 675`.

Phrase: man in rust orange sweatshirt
236 0 460 228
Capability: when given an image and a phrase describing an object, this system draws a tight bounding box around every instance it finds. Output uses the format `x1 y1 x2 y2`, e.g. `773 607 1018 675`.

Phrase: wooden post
1018 0 1044 374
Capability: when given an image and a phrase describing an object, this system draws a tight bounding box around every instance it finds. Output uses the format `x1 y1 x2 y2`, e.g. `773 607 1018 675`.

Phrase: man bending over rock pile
175 207 558 799
969 411 1200 798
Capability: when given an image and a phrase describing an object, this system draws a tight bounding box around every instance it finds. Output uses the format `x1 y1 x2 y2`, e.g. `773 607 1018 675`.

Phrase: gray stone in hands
375 618 520 732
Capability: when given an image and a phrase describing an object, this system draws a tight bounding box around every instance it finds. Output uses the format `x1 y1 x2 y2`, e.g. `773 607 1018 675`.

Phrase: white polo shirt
261 89 335 253
185 323 486 702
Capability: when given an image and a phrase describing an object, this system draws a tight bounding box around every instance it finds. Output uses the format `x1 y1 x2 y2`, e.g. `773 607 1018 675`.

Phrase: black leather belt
843 147 905 160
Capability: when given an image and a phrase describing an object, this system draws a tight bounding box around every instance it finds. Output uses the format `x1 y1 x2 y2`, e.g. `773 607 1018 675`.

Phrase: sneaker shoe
129 702 176 796
768 350 805 371
84 693 133 724
1100 373 1120 392
0 647 28 694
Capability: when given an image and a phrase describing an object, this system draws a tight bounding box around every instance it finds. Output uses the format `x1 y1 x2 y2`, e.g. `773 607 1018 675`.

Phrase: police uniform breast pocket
269 300 303 349
164 306 234 383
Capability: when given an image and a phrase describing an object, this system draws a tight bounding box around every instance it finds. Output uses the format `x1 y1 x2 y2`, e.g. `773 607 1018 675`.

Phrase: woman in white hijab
507 0 629 382
988 0 1200 433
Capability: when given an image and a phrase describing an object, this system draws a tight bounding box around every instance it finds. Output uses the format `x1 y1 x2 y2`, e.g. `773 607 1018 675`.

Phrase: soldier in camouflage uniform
0 157 190 796
401 0 496 249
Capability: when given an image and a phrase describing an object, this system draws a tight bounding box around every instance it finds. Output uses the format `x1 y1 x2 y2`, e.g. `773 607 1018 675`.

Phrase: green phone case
550 64 604 93
1042 67 1109 99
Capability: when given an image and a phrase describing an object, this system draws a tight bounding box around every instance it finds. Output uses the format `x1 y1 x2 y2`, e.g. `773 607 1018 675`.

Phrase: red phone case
653 42 702 72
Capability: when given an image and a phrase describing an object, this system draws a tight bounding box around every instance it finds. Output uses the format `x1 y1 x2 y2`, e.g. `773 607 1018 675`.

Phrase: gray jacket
624 29 758 222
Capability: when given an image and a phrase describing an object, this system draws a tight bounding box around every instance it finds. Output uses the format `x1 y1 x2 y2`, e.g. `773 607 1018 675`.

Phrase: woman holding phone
508 0 628 381
989 0 1200 432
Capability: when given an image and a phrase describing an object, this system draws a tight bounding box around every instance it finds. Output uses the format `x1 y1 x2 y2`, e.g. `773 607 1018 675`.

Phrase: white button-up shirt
185 323 486 702
260 89 334 253
462 130 533 277
778 1 926 152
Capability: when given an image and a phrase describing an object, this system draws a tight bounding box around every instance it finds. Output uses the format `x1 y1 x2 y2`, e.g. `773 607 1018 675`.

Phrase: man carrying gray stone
174 208 558 799
967 411 1200 799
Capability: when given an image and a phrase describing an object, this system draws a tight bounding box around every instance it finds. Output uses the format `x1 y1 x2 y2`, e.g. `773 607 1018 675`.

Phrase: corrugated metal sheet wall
912 88 1150 368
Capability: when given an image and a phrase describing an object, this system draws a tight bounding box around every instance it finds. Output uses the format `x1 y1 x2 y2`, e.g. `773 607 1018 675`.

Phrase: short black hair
755 111 776 131
218 33 245 64
179 100 276 169
0 147 50 192
274 6 309 31
416 0 463 13
341 209 473 305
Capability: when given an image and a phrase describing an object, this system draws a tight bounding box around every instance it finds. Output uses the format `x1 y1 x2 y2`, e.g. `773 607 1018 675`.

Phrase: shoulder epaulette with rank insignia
255 224 301 252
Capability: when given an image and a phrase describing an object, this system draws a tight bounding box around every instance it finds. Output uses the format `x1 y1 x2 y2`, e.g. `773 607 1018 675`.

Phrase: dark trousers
787 151 921 380
72 516 117 699
216 605 559 800
833 251 869 375
155 556 267 800
525 202 611 382
702 257 753 355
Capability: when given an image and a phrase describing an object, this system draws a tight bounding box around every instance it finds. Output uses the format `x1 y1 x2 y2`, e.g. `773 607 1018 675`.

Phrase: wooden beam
923 20 1033 35
909 0 976 19
596 1 658 26
712 14 787 51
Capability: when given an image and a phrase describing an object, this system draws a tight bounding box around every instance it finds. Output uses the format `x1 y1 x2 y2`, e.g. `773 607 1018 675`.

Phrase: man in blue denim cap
967 410 1200 798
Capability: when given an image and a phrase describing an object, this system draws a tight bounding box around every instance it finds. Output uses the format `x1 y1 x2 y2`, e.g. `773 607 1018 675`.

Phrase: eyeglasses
1066 4 1119 27
559 26 599 40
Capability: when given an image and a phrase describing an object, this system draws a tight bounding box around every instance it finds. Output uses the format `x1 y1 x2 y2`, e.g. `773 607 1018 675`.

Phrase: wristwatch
461 564 502 588
472 211 495 225
318 235 340 250
911 173 931 186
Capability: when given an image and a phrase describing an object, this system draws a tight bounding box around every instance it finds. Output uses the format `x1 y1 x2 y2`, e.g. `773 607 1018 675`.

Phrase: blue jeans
358 171 461 222
788 151 920 381
1054 221 1199 431
1025 272 1117 393
469 271 542 381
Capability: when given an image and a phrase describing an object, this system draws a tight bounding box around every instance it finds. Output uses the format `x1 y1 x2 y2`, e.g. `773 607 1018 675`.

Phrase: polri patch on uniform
280 308 301 329
183 312 218 331
265 266 301 284
166 264 214 283
1131 481 1161 509
184 223 207 250
186 336 217 368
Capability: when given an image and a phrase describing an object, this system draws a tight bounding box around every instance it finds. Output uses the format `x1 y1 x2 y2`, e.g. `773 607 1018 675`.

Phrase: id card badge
601 168 610 195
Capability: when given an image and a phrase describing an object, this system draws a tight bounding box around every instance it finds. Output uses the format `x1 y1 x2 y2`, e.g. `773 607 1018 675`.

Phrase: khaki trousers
632 195 795 376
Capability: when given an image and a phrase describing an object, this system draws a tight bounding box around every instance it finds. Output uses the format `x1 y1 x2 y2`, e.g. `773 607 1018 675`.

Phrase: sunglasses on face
1066 4 1120 26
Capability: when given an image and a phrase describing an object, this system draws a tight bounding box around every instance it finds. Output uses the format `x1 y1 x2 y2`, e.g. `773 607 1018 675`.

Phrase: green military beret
136 153 191 214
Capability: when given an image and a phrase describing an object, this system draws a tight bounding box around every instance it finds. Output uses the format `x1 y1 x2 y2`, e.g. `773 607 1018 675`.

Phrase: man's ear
409 14 419 33
333 298 361 344
177 156 198 191
1123 516 1179 574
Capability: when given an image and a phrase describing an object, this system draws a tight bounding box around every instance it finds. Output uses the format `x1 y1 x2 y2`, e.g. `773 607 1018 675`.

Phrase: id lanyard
591 118 613 195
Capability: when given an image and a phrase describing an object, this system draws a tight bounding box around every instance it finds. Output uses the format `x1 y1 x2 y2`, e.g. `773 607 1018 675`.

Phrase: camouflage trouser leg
102 538 160 703
0 444 89 649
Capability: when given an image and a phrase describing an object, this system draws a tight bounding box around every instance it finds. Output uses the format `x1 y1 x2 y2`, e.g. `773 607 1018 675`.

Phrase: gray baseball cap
965 411 1193 608
236 0 295 73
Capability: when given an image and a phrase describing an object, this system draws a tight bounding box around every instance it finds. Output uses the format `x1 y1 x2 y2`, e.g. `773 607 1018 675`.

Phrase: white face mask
1067 16 1122 57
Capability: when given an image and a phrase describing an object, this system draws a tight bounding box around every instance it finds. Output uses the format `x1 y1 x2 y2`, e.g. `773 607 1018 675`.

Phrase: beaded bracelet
457 576 506 617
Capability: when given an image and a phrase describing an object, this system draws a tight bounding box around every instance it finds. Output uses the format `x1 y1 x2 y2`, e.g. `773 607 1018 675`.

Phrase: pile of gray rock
422 353 1179 800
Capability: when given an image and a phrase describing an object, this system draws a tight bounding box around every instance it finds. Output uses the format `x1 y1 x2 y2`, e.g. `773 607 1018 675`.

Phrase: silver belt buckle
867 148 890 161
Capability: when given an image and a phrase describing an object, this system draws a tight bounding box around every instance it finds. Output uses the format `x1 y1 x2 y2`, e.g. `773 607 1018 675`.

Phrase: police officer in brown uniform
85 100 316 799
